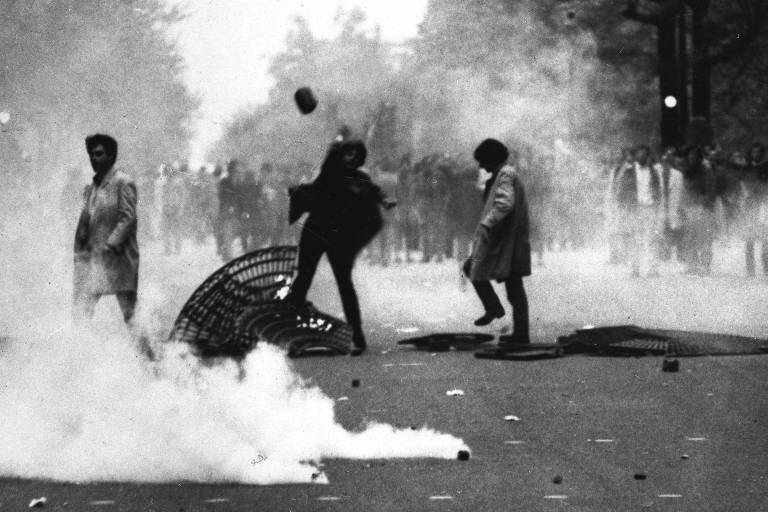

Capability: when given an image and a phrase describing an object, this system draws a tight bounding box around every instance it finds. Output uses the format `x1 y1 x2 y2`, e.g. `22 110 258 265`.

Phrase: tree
616 0 767 146
0 0 197 215
212 10 406 171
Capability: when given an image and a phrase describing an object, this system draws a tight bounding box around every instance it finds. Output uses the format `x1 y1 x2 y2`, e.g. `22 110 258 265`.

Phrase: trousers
472 276 529 342
74 290 137 324
287 227 364 345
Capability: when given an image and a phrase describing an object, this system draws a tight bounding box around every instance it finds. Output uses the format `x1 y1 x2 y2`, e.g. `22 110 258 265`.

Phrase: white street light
664 95 677 108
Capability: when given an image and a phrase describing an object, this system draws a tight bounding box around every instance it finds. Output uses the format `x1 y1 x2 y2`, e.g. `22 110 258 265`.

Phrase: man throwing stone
464 139 531 344
73 134 139 326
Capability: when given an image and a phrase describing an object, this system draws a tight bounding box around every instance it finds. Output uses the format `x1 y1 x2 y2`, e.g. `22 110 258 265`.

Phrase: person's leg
73 293 99 323
470 280 504 325
745 238 755 276
286 228 325 306
504 276 530 343
327 248 365 349
115 290 137 325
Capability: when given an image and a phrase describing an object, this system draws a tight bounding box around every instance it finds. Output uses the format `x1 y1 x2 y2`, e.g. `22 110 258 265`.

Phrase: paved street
1 246 767 511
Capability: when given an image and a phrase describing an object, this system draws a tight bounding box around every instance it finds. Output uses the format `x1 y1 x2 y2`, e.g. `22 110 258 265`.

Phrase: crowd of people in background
60 139 768 278
607 142 768 277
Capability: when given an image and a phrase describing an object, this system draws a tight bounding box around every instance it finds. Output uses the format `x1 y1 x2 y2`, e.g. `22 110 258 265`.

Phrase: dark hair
340 138 367 166
85 133 118 162
473 138 509 166
315 138 367 185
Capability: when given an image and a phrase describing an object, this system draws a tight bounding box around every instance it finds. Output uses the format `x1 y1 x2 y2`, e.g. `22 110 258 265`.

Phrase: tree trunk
677 7 690 134
690 1 710 120
658 14 682 147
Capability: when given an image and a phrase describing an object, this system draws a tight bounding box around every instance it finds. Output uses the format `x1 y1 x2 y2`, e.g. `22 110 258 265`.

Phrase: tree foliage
0 0 197 205
214 0 766 172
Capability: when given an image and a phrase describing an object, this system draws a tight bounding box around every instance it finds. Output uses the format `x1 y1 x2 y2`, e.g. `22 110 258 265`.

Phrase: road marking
594 439 614 443
317 496 342 501
544 495 568 499
396 327 420 333
429 496 454 500
203 498 229 503
89 501 115 506
685 437 707 441
383 363 427 367
504 440 525 445
657 494 682 498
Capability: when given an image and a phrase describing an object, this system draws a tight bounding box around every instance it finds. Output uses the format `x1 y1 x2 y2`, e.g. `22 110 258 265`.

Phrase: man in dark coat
465 139 531 344
73 134 139 324
287 139 395 355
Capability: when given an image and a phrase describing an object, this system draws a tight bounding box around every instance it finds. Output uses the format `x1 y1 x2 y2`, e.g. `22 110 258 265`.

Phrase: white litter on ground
504 415 521 421
28 497 47 508
446 389 464 396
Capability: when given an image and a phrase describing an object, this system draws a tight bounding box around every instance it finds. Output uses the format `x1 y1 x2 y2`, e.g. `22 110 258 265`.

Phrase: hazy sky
164 0 428 165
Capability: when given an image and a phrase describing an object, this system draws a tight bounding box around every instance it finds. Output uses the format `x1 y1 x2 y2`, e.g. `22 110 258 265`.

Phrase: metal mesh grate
559 325 768 357
235 301 352 357
168 246 356 358
169 246 297 357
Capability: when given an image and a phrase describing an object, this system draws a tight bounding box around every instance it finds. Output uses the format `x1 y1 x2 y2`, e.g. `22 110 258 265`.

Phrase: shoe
474 309 505 326
351 330 367 356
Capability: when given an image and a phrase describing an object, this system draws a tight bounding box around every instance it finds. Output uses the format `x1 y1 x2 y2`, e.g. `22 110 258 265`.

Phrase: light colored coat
73 166 139 296
469 164 531 281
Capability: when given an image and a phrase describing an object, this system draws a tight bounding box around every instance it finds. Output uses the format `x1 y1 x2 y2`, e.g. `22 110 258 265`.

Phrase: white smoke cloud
0 295 467 485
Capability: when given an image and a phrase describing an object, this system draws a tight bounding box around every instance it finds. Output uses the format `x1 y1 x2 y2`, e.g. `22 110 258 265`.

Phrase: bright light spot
664 95 677 108
0 111 10 125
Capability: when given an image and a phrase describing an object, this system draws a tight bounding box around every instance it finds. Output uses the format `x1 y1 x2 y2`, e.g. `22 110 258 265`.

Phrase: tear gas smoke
0 238 467 485
0 312 467 485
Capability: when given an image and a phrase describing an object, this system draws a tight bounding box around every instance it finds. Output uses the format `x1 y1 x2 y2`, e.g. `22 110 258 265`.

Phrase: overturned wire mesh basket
169 246 351 358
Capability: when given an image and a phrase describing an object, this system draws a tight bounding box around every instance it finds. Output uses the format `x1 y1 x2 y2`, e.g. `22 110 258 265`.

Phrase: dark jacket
290 169 385 252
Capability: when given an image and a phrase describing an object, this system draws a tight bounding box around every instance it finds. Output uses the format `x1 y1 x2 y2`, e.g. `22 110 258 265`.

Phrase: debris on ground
504 415 521 421
553 475 563 484
28 497 47 508
662 359 680 372
446 389 464 396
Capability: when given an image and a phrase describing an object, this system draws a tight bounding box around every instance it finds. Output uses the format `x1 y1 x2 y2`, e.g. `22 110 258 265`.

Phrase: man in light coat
465 139 531 344
73 134 139 324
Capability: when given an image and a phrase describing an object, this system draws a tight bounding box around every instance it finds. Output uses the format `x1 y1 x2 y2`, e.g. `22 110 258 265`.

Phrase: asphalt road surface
2 245 766 511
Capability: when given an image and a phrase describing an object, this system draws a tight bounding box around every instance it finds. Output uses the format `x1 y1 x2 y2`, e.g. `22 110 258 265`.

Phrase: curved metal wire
169 245 352 358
